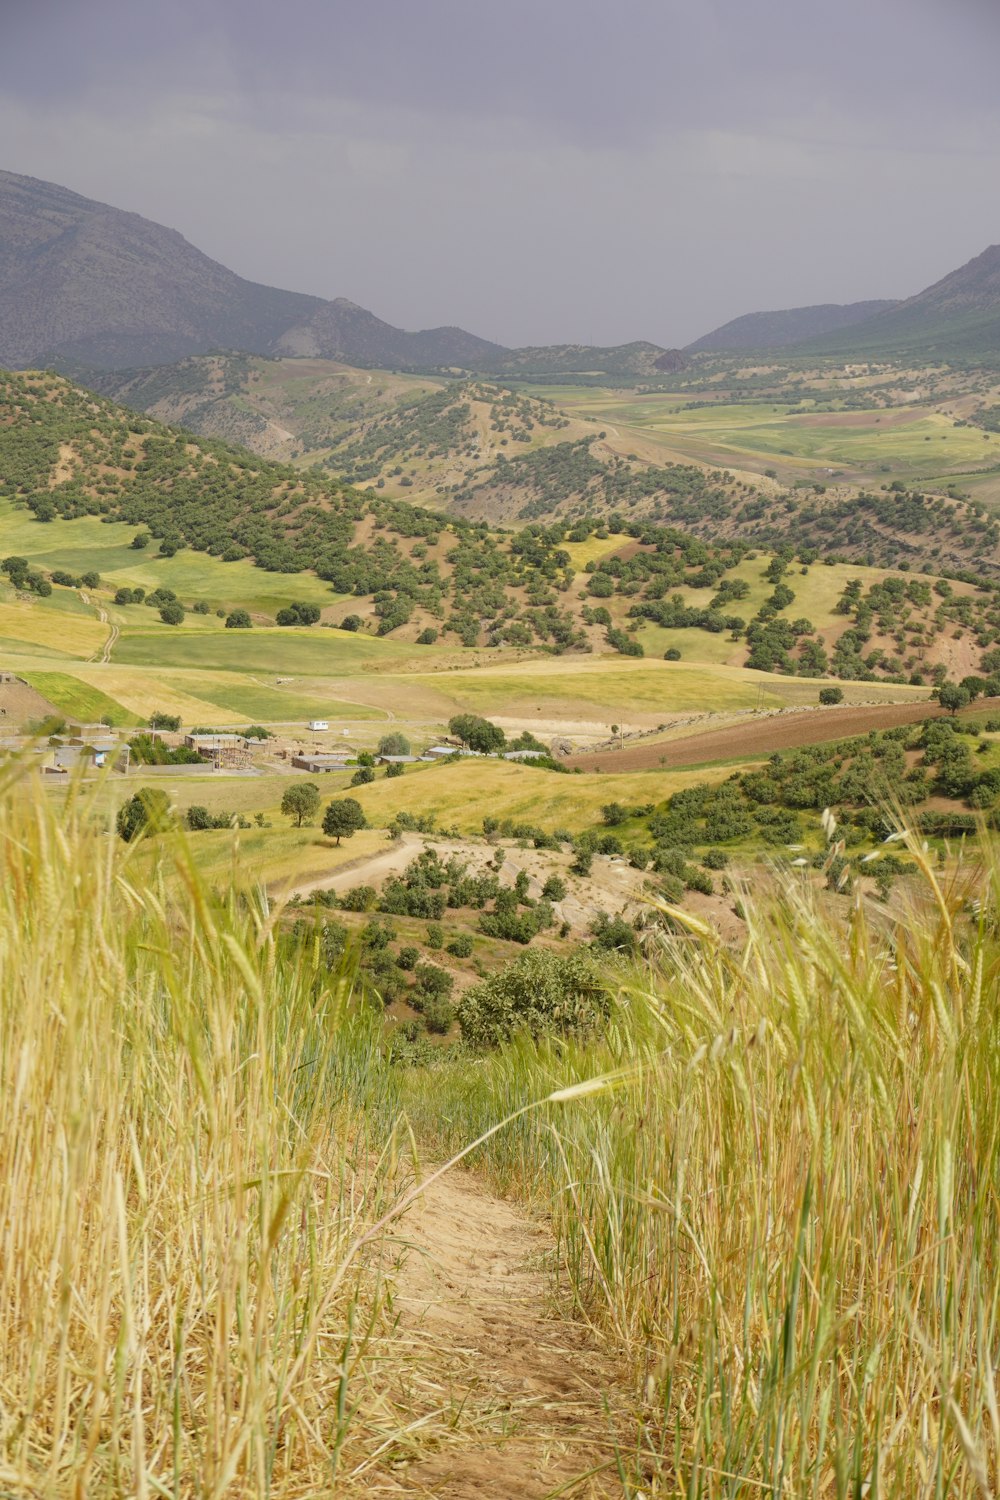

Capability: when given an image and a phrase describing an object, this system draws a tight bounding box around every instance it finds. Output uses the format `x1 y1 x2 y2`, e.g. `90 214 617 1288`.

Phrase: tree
819 686 844 705
340 614 363 632
131 532 151 550
225 609 252 630
281 782 321 827
939 681 971 717
322 797 367 844
448 713 506 754
149 712 181 731
159 602 185 625
377 731 412 756
350 766 375 786
116 787 171 842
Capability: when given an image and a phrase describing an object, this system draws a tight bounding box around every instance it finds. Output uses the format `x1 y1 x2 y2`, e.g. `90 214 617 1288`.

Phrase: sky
2 0 999 349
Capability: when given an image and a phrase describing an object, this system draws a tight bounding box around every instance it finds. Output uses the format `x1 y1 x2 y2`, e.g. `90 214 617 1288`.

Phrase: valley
6 154 1000 1498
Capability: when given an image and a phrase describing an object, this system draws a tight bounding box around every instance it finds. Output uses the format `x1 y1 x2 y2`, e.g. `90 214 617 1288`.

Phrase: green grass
111 626 427 675
22 672 143 726
0 501 343 614
521 387 999 480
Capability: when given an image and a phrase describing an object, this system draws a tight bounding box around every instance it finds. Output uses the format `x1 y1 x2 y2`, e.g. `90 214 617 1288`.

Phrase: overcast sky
2 0 999 348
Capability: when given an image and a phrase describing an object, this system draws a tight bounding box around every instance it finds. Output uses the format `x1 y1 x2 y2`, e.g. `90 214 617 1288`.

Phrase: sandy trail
383 1168 625 1497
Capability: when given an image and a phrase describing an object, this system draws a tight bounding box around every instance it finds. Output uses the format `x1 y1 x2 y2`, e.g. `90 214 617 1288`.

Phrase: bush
819 686 844 705
159 603 185 625
225 610 252 630
350 766 376 786
426 922 444 950
457 949 611 1048
397 945 420 971
422 996 455 1034
541 874 567 901
446 932 474 958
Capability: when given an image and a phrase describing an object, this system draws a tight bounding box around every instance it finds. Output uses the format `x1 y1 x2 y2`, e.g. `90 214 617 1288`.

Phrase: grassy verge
0 762 402 1495
399 835 1000 1494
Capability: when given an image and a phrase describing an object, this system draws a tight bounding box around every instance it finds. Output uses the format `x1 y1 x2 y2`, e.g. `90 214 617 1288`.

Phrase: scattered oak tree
322 797 367 845
280 782 321 827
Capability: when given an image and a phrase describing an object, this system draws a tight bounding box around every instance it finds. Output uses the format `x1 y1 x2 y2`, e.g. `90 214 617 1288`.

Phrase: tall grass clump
0 762 399 1496
402 833 1000 1495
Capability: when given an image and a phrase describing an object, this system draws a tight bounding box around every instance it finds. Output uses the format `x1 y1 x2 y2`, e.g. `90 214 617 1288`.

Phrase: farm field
522 384 1000 485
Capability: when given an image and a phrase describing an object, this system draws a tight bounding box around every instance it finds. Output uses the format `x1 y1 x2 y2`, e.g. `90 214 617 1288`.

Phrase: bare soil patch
563 698 982 773
381 1168 625 1497
793 409 928 429
0 678 60 729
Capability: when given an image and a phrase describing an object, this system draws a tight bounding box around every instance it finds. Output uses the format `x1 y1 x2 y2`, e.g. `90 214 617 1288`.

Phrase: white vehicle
307 720 329 732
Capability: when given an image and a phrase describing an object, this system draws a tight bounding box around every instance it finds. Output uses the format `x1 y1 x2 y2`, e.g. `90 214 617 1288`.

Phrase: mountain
0 169 676 378
797 245 1000 361
0 169 503 371
687 301 899 353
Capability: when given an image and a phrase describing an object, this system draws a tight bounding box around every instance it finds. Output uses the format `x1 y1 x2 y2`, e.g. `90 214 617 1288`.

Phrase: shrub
423 997 455 1035
457 949 611 1048
819 686 844 705
446 932 474 958
225 610 252 630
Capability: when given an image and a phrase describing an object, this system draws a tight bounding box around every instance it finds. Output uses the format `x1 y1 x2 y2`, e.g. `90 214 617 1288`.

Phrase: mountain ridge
0 169 677 378
687 300 900 353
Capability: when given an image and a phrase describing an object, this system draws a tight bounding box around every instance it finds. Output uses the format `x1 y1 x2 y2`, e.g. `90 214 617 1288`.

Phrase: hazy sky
2 0 999 347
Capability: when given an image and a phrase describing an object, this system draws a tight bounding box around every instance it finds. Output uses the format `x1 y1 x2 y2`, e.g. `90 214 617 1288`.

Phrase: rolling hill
687 301 899 353
0 169 677 378
5 367 1000 694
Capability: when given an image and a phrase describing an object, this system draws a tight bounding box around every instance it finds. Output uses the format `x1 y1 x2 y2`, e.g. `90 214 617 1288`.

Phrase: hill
6 367 1000 694
687 301 899 352
799 244 1000 362
483 340 686 378
94 354 601 500
0 170 678 378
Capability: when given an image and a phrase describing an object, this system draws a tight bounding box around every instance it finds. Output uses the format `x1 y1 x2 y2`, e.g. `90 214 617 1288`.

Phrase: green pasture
520 389 997 479
22 673 143 726
0 502 341 615
111 625 424 675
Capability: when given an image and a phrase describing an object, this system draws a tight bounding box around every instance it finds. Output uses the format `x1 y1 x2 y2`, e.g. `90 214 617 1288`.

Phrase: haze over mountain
688 301 899 353
0 169 678 378
798 244 1000 361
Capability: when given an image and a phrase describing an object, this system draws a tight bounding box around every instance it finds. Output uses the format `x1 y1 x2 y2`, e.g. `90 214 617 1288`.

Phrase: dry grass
404 830 1000 1495
0 760 402 1496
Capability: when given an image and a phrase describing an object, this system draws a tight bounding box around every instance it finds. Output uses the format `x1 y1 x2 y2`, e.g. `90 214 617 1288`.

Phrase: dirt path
383 1169 625 1497
82 591 119 664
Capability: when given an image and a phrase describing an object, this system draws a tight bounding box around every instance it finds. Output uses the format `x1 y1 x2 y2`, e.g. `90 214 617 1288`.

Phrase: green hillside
798 245 1000 363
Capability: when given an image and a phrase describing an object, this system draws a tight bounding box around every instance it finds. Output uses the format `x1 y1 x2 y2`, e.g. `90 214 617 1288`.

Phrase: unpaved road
286 831 651 936
82 591 119 664
563 696 978 774
384 1168 624 1497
